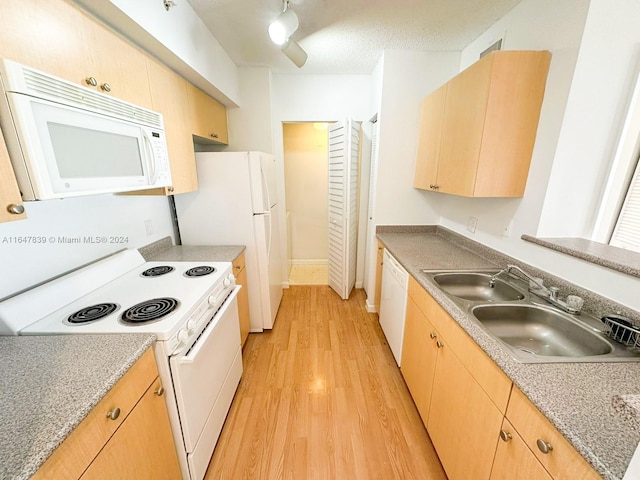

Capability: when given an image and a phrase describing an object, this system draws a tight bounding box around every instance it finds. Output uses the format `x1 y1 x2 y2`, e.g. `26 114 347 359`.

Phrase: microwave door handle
141 131 157 184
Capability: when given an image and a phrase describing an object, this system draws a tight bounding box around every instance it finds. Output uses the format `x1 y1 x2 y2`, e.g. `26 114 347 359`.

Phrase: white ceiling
186 0 523 74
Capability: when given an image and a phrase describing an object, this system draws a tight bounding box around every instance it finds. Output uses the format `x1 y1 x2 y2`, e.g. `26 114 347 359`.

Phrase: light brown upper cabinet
414 83 448 191
187 83 229 145
0 0 151 109
143 60 198 195
0 127 26 223
415 50 551 197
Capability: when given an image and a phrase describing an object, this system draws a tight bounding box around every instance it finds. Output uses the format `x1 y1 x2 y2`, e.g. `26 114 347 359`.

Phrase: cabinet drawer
33 348 158 480
408 277 512 413
506 387 600 480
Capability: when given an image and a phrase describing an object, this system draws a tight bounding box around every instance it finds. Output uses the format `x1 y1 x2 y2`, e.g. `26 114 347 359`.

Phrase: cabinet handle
210 133 219 139
167 186 175 193
85 76 97 87
235 265 242 270
100 83 111 92
154 386 165 397
499 430 512 442
106 407 121 421
7 204 25 215
436 340 444 348
536 439 553 454
429 332 437 340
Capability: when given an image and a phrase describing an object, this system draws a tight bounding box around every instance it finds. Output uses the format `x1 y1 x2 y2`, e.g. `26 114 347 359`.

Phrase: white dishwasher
379 249 409 366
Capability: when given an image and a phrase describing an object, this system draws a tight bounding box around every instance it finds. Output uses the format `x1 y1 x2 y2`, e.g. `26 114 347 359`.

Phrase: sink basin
472 304 612 358
432 272 524 302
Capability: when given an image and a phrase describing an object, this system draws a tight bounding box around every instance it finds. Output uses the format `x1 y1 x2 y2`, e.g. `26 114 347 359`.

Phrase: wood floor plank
205 286 446 480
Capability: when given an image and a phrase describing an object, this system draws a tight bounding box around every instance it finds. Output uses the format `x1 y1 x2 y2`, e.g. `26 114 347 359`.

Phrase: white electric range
0 249 243 480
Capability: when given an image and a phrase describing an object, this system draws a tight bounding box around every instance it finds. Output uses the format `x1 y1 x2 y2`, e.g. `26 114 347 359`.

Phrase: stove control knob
177 328 189 343
187 318 197 332
208 294 218 307
223 277 232 287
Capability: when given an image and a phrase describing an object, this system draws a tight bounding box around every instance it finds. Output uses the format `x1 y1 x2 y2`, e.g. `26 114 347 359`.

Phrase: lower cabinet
505 387 601 480
400 296 439 423
401 277 601 480
233 252 251 347
80 377 181 480
33 349 180 480
491 418 553 480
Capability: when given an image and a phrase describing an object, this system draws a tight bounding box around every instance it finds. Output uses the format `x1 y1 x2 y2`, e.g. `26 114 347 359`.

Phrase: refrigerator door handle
265 212 272 264
260 162 272 212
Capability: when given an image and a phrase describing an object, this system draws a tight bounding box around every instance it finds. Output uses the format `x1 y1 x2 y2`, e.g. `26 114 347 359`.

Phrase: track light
269 0 308 68
281 38 308 68
268 7 299 46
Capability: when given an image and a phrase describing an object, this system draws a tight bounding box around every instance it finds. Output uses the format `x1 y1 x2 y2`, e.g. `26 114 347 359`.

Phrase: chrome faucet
490 265 581 314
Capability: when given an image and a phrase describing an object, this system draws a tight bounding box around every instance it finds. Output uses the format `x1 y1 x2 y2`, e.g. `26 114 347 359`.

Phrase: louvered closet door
328 119 361 300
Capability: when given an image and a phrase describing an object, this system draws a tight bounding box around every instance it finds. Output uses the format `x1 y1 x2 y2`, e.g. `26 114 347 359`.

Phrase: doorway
283 122 330 285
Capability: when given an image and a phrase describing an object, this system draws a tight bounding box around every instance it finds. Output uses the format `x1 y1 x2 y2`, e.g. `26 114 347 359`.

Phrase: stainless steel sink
421 268 640 363
432 272 524 302
472 304 612 358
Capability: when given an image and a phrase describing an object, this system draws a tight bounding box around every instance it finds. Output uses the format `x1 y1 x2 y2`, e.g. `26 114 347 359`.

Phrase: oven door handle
176 287 240 363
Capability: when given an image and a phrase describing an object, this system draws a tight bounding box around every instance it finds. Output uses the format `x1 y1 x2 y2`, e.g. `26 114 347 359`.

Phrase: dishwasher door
379 249 409 366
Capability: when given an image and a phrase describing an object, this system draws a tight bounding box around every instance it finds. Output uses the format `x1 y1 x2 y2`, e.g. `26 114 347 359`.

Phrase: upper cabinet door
187 84 229 145
414 83 448 191
0 126 26 223
146 59 197 195
437 56 493 197
0 0 152 108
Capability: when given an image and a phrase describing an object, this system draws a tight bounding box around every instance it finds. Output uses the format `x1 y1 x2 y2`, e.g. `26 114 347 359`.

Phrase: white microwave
0 59 171 200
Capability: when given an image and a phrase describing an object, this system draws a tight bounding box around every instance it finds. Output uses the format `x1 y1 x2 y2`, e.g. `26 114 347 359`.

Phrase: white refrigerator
174 152 283 331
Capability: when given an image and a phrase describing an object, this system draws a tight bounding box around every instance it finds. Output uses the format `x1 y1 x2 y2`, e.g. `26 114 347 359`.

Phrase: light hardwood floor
205 286 446 479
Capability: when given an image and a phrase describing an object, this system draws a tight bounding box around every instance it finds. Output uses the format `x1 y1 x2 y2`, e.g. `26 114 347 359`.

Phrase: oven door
169 287 242 480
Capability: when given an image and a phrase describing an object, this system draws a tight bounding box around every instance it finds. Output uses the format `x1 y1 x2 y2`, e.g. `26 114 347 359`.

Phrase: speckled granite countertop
377 227 640 480
0 334 155 480
139 237 245 263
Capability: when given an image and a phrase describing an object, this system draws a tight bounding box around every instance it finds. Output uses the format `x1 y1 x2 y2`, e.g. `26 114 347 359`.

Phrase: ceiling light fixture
281 38 308 68
268 4 299 46
269 0 308 68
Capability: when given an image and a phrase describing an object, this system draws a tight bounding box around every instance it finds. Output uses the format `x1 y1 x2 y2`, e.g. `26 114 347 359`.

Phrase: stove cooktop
18 260 232 340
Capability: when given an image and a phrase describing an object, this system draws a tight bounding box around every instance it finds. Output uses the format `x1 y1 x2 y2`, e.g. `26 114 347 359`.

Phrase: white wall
224 67 274 153
374 50 460 226
362 50 459 310
435 0 640 311
72 0 240 105
271 74 373 286
537 0 640 238
0 194 174 299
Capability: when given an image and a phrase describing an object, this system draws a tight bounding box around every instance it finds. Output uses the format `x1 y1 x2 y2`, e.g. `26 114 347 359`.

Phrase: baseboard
365 300 378 313
282 281 290 288
355 281 363 289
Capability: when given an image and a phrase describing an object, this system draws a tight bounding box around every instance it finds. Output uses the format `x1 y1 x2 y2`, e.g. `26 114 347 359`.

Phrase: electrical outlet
144 219 154 236
466 216 478 234
502 220 514 238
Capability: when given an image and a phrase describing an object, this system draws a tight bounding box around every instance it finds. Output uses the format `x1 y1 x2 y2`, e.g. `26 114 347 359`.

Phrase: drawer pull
536 439 553 454
436 340 444 348
7 204 25 215
429 332 437 340
211 133 219 139
499 430 512 442
154 386 165 397
85 76 97 87
100 82 111 92
106 407 121 421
